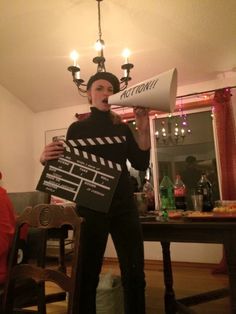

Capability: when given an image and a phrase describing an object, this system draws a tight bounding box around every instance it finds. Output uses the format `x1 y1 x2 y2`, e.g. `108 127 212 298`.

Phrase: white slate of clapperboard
36 144 122 213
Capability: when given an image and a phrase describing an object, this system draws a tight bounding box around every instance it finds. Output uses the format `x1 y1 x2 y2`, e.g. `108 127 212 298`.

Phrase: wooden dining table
141 216 236 314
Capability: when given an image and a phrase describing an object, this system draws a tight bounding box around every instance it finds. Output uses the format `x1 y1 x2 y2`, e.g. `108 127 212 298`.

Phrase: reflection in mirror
153 109 220 210
126 120 156 211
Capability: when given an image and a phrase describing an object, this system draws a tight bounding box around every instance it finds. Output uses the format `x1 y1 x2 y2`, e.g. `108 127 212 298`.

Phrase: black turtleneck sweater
66 107 150 215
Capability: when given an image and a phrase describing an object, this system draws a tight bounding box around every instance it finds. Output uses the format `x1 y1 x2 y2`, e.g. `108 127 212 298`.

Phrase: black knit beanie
86 72 120 93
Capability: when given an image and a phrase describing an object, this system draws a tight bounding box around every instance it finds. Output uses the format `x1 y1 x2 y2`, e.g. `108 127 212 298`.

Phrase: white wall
105 235 222 263
0 85 35 191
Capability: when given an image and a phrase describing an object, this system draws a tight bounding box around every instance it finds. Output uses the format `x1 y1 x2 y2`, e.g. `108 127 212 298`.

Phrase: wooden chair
7 191 73 273
2 204 83 314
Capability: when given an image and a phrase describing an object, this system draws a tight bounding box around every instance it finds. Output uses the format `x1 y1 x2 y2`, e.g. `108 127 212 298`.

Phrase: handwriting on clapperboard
37 144 122 213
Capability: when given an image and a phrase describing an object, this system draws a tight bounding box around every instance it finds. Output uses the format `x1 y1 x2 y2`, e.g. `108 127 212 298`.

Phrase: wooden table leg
161 241 177 314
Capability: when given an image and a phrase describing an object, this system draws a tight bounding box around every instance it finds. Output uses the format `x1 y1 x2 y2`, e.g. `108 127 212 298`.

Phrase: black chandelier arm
120 76 132 83
121 63 134 71
72 78 85 87
68 65 80 76
74 83 88 97
93 55 106 72
121 62 134 76
121 63 134 78
120 73 132 85
73 82 88 97
67 65 85 87
93 56 105 64
119 80 129 91
119 62 134 89
77 88 88 97
68 66 88 97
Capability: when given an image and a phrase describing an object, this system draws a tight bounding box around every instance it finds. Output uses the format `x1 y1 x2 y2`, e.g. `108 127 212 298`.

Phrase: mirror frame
149 106 222 210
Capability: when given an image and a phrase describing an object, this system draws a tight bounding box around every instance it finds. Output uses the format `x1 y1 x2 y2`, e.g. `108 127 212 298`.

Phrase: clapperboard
36 137 125 213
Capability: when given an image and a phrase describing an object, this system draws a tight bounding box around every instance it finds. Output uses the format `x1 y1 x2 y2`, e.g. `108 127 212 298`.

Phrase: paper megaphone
108 68 177 113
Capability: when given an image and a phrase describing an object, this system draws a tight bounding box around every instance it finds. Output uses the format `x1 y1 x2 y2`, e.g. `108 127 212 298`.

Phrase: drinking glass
191 189 203 211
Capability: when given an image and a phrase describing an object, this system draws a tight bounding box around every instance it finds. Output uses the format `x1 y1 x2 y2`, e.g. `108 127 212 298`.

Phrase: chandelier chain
97 0 102 41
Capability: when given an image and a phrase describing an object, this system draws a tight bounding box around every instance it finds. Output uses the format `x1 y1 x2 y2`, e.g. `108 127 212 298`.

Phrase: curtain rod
176 85 236 99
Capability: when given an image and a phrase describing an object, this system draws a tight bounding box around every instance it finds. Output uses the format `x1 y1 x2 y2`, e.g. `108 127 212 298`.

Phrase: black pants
76 207 146 314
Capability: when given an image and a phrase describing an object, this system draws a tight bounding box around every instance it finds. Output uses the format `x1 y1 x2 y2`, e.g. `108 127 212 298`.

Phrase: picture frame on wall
45 128 67 145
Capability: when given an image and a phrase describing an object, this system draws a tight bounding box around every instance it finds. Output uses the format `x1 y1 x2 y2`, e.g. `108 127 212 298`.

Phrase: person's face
87 79 114 111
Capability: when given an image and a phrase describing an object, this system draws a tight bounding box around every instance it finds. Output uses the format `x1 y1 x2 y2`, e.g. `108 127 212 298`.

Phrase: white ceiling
1 0 236 113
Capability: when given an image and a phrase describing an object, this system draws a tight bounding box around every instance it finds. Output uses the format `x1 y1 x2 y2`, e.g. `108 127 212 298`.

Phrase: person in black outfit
129 175 140 193
40 72 151 314
180 155 202 209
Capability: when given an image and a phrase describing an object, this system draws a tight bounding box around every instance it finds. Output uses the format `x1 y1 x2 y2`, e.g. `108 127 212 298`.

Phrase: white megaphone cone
108 68 177 113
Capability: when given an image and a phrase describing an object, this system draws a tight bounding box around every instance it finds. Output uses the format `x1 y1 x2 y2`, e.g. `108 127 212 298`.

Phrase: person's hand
133 107 150 133
133 107 151 150
40 141 64 165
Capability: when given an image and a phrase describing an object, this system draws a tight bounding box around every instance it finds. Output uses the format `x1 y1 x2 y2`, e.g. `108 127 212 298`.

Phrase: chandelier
67 0 134 96
155 113 191 145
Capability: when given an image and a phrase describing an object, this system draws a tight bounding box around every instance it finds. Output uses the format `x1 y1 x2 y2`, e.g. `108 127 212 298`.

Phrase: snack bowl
167 210 184 219
213 200 236 214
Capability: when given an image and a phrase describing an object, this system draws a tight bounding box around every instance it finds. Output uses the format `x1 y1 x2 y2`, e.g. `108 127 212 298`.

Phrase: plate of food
185 207 236 221
185 211 214 219
213 200 236 214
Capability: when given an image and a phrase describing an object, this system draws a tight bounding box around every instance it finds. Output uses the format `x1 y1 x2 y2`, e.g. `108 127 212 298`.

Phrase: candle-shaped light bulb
95 40 102 51
122 48 131 64
122 48 131 78
95 39 105 57
70 50 79 67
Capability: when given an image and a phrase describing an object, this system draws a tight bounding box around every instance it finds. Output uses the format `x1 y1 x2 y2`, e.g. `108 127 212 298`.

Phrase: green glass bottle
159 175 175 211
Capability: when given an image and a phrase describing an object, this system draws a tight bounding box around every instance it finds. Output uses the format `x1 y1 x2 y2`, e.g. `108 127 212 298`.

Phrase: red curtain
213 89 236 199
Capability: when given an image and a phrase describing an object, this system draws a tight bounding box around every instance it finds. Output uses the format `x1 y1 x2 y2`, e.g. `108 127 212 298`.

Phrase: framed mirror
150 108 220 210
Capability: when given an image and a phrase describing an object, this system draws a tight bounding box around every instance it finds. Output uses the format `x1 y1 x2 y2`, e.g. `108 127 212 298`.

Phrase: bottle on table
142 179 155 211
197 173 214 212
174 175 187 210
159 175 175 212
